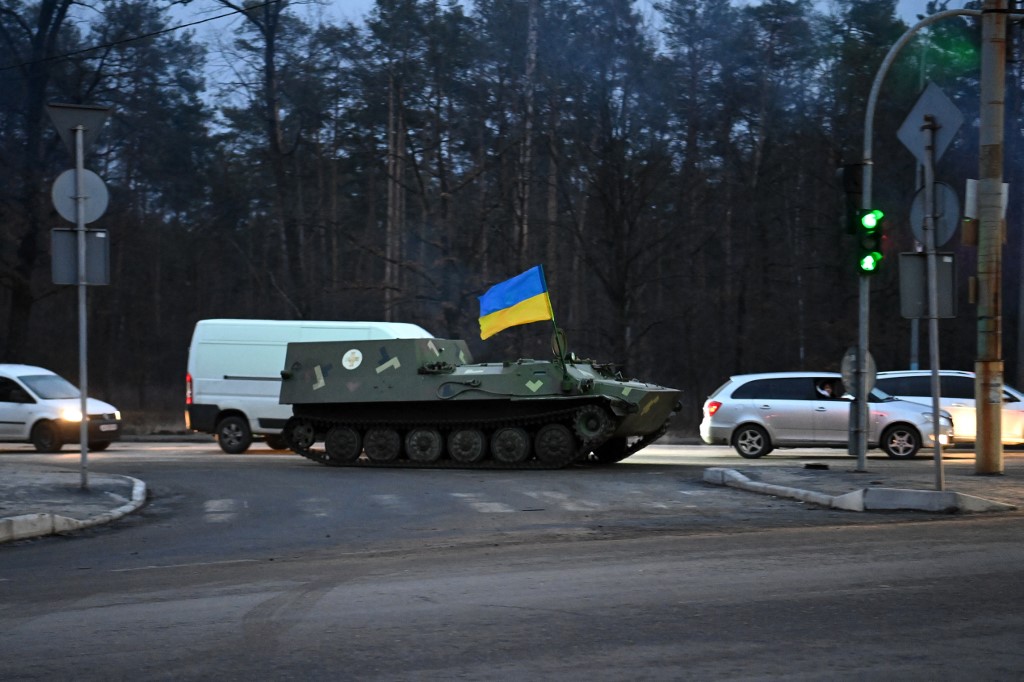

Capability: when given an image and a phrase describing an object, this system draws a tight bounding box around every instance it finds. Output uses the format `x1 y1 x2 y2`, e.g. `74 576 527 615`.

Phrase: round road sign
841 347 876 397
51 169 109 224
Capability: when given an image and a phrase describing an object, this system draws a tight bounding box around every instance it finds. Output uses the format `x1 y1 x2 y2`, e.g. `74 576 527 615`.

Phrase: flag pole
538 266 573 390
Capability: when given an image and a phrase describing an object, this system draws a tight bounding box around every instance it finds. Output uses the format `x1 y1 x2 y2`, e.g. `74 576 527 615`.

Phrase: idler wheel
364 427 402 462
284 418 316 455
534 423 578 467
405 427 443 463
490 426 530 464
574 404 614 445
589 436 630 465
325 426 362 463
448 428 487 463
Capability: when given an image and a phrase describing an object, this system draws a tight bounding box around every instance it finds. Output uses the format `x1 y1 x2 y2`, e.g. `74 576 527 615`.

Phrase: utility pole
976 0 1007 475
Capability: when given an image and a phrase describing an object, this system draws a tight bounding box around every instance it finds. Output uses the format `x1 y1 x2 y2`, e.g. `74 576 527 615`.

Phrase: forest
1 0 1021 436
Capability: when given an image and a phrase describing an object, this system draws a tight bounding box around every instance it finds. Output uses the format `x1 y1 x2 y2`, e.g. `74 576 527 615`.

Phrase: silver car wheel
733 424 772 458
881 425 921 459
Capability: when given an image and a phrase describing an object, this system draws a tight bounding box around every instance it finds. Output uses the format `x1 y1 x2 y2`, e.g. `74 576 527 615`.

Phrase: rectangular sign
51 228 110 285
899 252 955 319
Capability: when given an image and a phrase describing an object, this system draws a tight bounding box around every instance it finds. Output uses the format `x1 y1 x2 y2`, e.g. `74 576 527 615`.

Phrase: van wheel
733 424 772 458
31 421 64 453
881 424 921 459
216 416 252 454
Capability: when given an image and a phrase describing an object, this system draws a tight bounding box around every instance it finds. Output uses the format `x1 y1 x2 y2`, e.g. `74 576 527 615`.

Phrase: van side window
940 376 975 399
880 375 931 397
876 377 909 395
0 378 30 403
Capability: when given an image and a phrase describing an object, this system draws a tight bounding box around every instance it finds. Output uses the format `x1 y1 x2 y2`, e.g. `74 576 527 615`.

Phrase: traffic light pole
857 8 983 473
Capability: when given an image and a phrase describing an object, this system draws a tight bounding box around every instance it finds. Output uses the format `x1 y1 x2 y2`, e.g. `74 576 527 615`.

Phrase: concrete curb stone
0 474 146 544
703 467 1017 513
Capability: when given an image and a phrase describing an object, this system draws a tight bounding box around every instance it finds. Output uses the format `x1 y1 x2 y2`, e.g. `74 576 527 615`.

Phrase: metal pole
74 126 90 490
922 115 945 491
854 278 869 471
976 0 1007 474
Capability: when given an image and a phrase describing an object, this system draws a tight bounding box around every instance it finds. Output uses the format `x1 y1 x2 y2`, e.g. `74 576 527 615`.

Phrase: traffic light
856 209 884 274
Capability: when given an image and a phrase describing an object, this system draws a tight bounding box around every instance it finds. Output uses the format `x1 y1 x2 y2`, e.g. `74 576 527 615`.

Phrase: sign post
46 103 111 490
896 84 963 491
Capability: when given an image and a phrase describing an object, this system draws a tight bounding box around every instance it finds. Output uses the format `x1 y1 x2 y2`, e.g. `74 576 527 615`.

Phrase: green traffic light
860 209 884 230
859 252 882 272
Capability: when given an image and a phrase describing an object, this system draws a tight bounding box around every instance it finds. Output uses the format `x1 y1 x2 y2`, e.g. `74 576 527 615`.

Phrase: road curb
702 467 1017 513
0 476 146 544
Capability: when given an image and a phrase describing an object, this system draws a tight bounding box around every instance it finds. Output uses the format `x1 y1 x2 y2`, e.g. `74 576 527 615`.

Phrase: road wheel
534 423 577 466
324 426 362 463
491 426 530 464
216 415 252 454
881 424 921 459
31 421 63 453
365 428 402 462
405 427 443 463
732 424 772 458
448 428 487 463
284 418 316 455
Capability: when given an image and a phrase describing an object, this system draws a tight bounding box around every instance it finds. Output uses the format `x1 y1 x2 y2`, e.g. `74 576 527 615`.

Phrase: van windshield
20 374 80 400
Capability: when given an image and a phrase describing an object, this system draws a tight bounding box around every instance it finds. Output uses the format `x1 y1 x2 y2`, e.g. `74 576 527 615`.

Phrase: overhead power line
0 0 284 73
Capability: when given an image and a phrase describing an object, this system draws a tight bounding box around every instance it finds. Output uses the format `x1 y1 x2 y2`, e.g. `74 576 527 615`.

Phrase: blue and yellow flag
478 266 554 340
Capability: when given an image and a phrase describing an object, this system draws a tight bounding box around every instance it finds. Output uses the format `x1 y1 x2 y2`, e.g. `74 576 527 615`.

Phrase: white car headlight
60 408 83 422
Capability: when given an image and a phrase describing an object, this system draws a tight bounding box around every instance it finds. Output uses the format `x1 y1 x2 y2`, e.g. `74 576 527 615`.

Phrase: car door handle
814 407 827 412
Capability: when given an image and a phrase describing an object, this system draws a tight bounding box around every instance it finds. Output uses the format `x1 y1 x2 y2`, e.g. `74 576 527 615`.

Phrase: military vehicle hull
278 337 680 468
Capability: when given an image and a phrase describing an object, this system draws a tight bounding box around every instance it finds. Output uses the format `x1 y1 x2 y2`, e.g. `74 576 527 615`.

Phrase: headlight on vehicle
114 410 122 421
60 408 83 422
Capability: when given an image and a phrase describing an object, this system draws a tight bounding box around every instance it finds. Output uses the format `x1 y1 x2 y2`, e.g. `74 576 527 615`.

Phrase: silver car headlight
923 412 953 427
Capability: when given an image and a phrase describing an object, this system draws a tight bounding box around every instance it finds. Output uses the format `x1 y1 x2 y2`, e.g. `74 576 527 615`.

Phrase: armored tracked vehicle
278 337 680 468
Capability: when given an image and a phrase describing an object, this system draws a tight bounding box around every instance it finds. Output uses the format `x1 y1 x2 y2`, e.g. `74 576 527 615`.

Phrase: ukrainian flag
478 266 554 340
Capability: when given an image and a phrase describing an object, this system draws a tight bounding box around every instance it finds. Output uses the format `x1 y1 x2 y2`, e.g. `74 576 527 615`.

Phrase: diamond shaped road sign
46 103 111 156
897 81 963 164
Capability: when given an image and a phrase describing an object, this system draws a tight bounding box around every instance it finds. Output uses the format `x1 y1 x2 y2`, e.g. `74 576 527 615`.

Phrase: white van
185 319 433 453
875 369 1024 445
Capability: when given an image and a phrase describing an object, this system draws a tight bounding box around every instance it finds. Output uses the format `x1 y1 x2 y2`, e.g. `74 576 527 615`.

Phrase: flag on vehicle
478 265 554 340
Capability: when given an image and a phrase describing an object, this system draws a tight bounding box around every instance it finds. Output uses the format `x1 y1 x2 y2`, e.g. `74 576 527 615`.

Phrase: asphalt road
1 443 1022 680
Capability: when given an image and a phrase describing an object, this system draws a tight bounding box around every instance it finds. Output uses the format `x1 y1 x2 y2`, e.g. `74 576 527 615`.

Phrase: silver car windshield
19 374 80 400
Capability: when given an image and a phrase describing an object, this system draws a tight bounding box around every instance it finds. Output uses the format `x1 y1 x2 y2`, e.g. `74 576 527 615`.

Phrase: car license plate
99 424 118 432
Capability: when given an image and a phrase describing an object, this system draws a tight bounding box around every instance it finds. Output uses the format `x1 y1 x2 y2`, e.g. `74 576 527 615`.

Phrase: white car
875 369 1024 445
0 364 122 452
700 371 954 459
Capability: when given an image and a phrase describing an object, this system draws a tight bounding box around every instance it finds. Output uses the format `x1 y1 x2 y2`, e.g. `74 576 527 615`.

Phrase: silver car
699 372 954 459
876 369 1024 445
